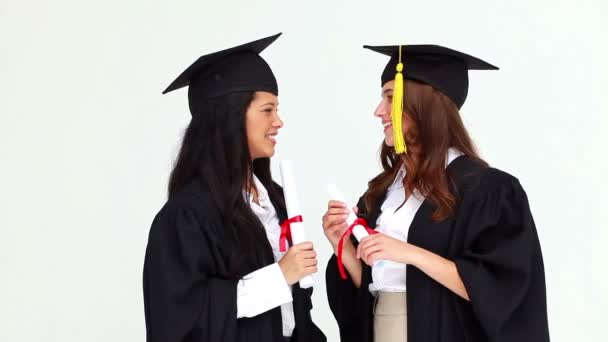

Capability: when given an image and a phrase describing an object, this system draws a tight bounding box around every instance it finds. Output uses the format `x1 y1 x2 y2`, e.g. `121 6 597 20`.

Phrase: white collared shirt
368 148 464 294
236 175 295 337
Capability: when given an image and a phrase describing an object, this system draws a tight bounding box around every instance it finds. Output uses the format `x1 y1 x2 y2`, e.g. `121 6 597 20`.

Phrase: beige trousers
373 292 407 342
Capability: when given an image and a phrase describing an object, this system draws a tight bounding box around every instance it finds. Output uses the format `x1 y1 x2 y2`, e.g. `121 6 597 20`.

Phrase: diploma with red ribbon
279 160 314 289
279 215 301 252
327 184 383 279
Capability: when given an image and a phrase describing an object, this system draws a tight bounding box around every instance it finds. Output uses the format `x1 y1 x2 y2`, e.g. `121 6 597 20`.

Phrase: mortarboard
163 33 282 115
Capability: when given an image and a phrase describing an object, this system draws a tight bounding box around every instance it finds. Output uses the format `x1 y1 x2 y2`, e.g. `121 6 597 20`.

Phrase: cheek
385 100 392 112
247 118 271 147
245 121 255 142
246 120 262 147
246 116 262 134
401 116 414 133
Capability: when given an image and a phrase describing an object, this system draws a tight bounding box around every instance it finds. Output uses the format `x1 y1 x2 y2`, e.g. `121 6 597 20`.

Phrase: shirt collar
245 174 271 209
389 147 464 189
388 166 406 190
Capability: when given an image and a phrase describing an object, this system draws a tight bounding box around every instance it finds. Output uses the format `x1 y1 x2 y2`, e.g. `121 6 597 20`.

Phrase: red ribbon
279 215 302 252
337 218 378 279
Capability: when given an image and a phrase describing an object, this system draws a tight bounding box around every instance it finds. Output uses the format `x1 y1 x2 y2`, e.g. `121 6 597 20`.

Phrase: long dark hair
364 79 487 221
168 91 285 275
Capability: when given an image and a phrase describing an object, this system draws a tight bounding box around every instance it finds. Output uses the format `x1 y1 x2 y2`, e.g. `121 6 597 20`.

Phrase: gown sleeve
454 173 550 341
326 253 361 338
325 197 369 342
143 199 239 342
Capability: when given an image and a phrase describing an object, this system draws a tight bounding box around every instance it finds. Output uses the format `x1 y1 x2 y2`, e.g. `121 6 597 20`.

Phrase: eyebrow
259 102 278 108
382 89 393 97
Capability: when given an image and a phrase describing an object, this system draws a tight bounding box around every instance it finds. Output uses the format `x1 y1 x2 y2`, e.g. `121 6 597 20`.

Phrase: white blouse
368 148 464 294
236 175 295 337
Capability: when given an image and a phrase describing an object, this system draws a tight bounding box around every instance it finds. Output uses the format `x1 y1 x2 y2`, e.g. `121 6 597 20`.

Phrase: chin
260 148 275 158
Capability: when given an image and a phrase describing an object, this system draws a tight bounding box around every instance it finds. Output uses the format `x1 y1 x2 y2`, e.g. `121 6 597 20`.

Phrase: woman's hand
357 232 421 266
278 241 317 285
322 200 357 251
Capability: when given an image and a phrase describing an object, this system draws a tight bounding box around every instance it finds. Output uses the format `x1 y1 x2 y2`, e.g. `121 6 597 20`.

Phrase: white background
1 0 607 341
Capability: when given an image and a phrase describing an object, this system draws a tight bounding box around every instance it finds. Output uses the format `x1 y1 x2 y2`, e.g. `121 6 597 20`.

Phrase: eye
262 108 274 116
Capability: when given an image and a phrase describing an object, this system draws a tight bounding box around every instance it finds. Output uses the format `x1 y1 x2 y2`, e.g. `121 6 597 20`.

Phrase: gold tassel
391 46 407 154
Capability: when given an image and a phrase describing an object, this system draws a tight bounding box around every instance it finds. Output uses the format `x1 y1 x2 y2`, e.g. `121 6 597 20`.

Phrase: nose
274 112 284 129
374 98 389 119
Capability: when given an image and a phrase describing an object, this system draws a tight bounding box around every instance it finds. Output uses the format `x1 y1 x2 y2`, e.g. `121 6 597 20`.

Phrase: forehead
382 80 395 92
253 91 278 104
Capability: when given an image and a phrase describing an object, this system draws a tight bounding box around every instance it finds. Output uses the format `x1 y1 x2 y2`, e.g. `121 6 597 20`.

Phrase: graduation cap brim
163 33 282 94
363 44 499 70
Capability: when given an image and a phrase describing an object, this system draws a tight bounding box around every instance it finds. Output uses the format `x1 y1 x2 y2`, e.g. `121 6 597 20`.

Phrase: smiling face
374 80 415 147
246 91 283 160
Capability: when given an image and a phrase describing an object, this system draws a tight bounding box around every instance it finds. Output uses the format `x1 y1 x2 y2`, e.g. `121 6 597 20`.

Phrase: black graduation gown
143 179 326 342
326 156 549 342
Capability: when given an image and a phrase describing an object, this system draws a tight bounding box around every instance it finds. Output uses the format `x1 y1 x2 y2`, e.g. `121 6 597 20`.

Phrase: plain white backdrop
1 0 607 341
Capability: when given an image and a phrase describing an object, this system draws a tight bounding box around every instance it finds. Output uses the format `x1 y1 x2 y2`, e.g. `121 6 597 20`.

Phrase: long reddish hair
363 79 487 221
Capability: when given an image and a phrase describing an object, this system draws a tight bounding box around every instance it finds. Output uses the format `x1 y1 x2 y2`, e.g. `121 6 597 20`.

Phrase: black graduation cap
363 44 498 108
163 33 281 115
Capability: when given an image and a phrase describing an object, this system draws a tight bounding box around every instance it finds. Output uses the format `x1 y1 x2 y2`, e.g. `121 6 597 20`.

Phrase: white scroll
327 184 370 241
279 160 314 289
327 183 383 267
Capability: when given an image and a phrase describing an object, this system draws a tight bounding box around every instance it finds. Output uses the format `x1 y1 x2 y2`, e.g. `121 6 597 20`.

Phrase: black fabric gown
144 179 326 342
326 156 549 342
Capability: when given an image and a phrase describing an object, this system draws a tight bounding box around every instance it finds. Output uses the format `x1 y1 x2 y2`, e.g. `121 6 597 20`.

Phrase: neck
246 177 259 204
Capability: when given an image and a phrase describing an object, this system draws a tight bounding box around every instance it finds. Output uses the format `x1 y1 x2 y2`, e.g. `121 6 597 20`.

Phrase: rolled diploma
279 160 314 289
327 184 383 267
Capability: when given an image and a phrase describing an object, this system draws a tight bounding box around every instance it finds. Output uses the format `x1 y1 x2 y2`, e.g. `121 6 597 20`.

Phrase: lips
382 121 392 132
266 132 278 145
